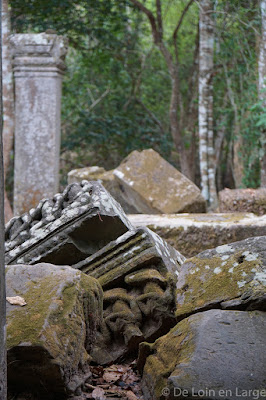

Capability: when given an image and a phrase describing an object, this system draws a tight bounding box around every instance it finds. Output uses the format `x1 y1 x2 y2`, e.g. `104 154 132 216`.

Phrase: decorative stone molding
10 32 68 74
5 181 133 265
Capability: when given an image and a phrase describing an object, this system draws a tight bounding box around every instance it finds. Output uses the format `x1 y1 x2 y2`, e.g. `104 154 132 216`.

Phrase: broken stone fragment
219 188 266 215
73 227 185 364
6 263 103 397
68 166 107 183
113 149 206 213
175 236 266 319
68 166 139 213
5 180 133 266
141 309 266 400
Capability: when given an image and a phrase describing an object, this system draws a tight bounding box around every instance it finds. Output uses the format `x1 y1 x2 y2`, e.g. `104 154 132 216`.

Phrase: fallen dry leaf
88 362 143 400
125 391 138 400
104 389 125 398
103 371 122 383
6 296 27 306
92 387 106 400
122 371 139 385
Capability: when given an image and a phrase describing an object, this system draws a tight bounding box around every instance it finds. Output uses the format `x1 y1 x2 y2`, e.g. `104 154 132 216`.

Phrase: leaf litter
84 361 143 400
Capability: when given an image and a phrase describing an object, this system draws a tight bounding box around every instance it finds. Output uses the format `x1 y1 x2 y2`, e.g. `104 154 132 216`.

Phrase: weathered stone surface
129 213 266 257
68 166 107 183
175 236 266 319
219 188 266 215
113 149 206 214
68 166 138 213
6 263 103 396
10 33 68 215
74 227 185 364
5 181 133 266
141 309 266 400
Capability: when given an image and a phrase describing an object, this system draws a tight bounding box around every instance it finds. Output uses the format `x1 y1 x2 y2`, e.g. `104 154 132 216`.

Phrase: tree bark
259 0 266 187
0 0 8 397
2 0 14 222
199 0 218 209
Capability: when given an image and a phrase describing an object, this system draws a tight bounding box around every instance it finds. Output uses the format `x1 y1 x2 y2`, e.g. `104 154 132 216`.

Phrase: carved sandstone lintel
74 227 185 364
5 181 133 266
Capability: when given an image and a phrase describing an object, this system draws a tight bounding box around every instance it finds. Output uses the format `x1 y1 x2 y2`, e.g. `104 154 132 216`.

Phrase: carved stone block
73 227 185 364
5 181 133 266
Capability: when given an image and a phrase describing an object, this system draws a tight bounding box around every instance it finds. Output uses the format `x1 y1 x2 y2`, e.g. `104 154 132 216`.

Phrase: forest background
4 0 266 210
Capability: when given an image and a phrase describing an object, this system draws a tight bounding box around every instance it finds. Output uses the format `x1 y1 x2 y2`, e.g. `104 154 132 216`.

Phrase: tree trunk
0 0 8 397
159 42 191 177
169 66 190 177
199 0 218 209
259 0 266 187
2 0 14 222
128 0 193 179
222 62 243 188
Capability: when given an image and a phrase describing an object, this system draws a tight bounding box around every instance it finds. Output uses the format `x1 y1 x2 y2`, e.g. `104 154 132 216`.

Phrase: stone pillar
10 33 68 215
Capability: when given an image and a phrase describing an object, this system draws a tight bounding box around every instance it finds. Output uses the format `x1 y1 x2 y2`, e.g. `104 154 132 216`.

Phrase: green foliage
61 44 172 171
213 0 262 188
10 0 130 50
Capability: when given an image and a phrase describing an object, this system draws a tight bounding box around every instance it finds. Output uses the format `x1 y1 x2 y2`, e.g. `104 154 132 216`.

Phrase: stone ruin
5 181 266 399
68 149 207 214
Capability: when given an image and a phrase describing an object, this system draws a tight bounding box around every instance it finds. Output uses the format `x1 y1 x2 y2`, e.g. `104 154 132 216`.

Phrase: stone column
10 33 68 215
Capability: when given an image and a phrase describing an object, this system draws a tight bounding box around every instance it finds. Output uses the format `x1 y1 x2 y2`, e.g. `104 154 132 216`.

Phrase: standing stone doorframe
10 33 68 216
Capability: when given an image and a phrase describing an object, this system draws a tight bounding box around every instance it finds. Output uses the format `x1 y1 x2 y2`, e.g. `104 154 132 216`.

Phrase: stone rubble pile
5 181 266 399
219 188 266 215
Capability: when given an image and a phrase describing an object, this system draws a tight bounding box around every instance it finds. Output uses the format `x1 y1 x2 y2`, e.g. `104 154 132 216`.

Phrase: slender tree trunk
0 0 7 397
223 62 243 187
259 0 266 187
128 0 194 178
2 0 14 222
159 42 191 177
199 0 218 209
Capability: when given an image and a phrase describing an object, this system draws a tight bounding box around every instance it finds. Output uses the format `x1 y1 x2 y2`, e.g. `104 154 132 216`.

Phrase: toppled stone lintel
129 213 266 257
5 181 133 266
6 263 103 397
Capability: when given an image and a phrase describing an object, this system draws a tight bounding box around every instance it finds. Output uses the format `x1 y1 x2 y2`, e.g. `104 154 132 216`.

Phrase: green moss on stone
175 251 263 318
7 272 102 369
143 318 195 399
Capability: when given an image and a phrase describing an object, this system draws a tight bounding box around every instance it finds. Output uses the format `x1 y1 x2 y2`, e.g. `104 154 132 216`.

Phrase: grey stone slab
141 309 266 400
